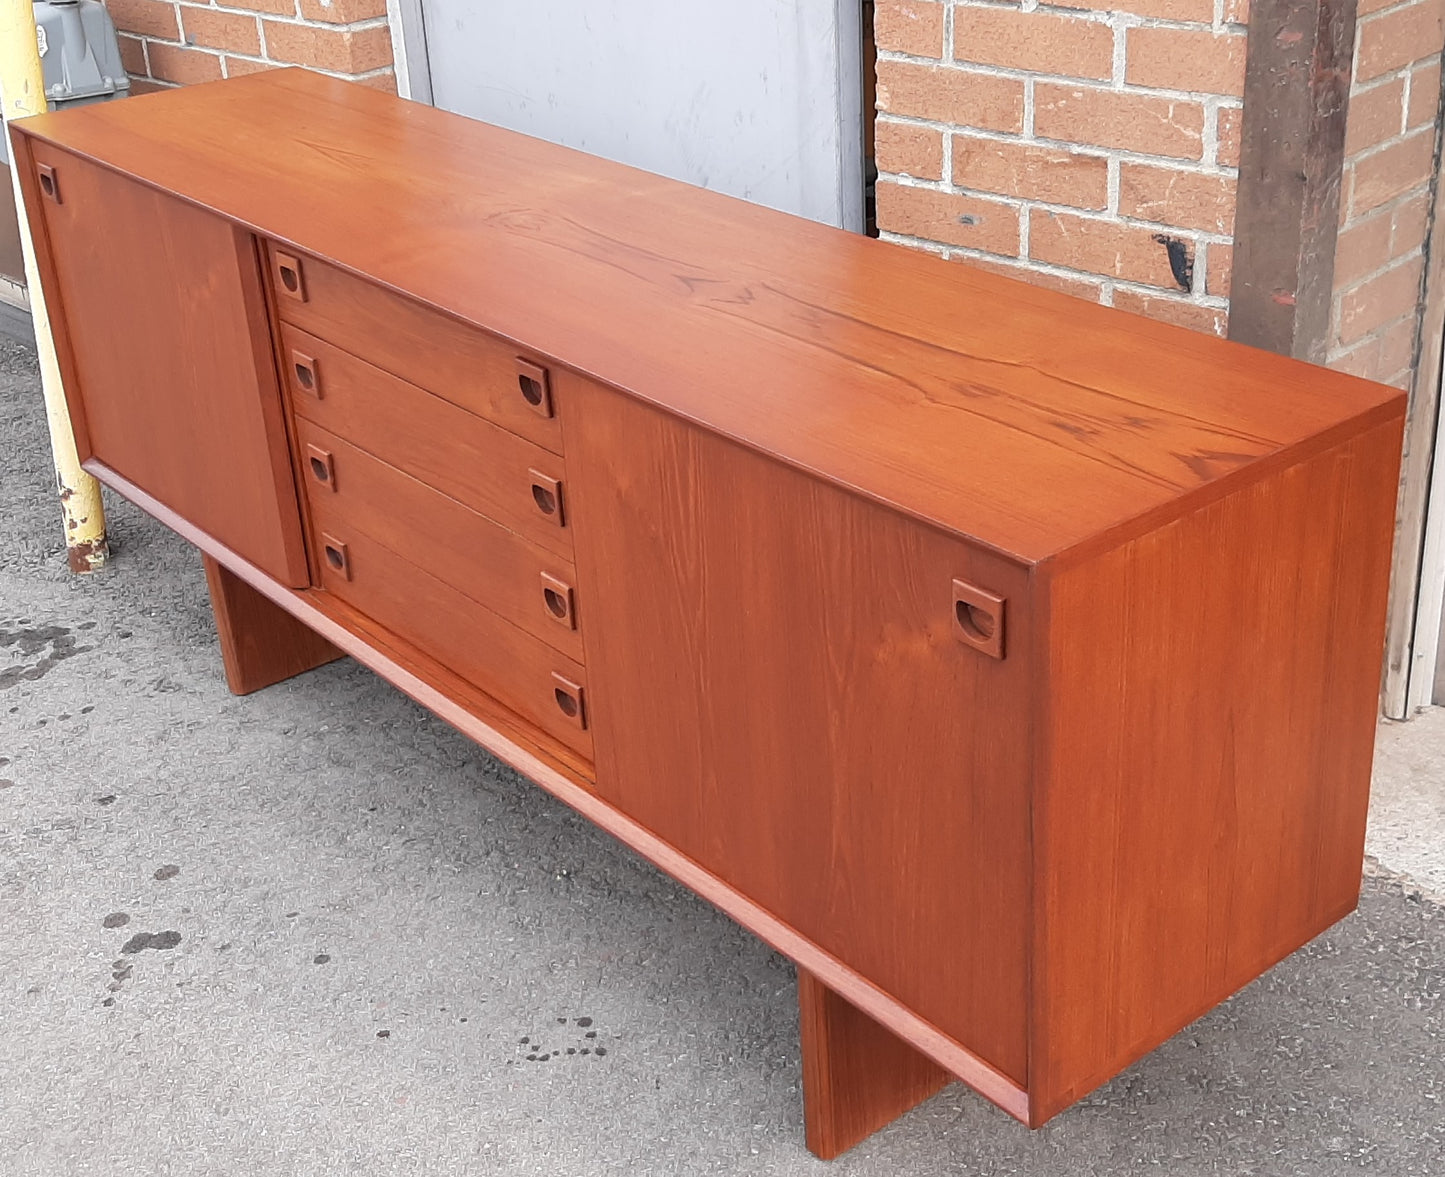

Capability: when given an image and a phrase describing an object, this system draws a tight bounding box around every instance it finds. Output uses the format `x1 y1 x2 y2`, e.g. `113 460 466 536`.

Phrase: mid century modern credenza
12 69 1406 1159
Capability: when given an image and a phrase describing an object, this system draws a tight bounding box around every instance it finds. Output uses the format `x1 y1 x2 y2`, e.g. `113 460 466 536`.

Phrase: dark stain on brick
1153 234 1195 292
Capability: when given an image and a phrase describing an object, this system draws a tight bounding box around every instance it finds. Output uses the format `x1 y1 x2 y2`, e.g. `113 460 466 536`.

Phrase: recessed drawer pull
291 349 321 397
321 534 351 580
36 162 61 204
952 578 1005 660
528 469 565 526
306 444 336 491
516 358 554 418
551 672 587 729
540 572 577 630
272 251 308 302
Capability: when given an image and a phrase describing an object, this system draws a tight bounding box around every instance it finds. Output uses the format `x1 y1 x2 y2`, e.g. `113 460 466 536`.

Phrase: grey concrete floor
1370 711 1445 903
1 334 1442 1175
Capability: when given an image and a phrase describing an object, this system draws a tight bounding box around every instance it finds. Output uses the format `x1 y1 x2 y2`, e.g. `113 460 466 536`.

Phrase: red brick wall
1329 0 1444 389
105 0 396 92
874 0 1244 336
93 1 1445 395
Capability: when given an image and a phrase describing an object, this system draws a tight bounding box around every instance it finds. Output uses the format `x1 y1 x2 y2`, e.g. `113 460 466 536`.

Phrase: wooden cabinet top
12 68 1404 567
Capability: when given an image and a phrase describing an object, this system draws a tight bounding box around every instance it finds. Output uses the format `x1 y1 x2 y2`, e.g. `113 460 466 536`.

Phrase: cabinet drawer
281 324 573 561
297 420 584 661
266 243 563 454
314 525 593 762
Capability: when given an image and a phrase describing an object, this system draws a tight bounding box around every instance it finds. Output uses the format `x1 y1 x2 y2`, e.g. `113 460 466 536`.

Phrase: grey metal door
398 0 864 230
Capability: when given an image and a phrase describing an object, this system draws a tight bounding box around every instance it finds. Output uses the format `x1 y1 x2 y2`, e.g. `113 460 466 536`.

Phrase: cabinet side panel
1032 416 1404 1122
27 145 308 586
562 374 1032 1083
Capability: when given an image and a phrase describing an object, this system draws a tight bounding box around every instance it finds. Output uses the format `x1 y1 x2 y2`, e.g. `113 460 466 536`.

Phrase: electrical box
2 1 131 294
2 1 130 164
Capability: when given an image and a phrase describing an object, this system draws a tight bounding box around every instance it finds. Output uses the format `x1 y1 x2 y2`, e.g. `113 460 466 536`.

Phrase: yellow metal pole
1 0 108 572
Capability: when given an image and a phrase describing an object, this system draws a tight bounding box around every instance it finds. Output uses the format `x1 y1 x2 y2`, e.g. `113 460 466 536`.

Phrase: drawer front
266 244 563 453
281 324 573 561
314 525 593 762
297 419 584 661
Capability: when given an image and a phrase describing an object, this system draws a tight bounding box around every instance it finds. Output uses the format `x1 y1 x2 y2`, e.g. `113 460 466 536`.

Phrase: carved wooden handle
291 349 321 398
952 578 1005 660
540 572 577 630
306 444 336 491
36 163 60 205
516 357 554 418
320 534 351 580
528 469 565 525
272 251 307 302
551 672 587 729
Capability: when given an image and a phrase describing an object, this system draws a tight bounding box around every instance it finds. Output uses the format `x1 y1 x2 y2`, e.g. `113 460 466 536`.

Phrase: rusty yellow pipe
1 0 108 572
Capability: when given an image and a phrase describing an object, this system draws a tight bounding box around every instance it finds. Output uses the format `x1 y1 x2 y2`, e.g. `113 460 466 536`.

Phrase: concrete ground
1 334 1442 1176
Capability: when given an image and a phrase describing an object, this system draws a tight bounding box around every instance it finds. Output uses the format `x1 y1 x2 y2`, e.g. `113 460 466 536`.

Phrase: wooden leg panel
202 554 342 694
798 968 951 1160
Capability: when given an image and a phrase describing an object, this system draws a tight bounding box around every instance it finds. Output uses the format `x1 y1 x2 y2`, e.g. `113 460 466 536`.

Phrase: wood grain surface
11 70 1403 565
16 74 1410 1150
313 521 593 762
295 419 583 660
203 554 342 694
1030 415 1403 1122
266 243 565 454
83 459 1033 1116
798 969 950 1160
279 324 573 560
562 371 1033 1083
20 141 309 585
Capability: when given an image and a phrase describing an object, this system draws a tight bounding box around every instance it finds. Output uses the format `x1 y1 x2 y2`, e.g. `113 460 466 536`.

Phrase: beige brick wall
105 0 396 93
874 0 1244 335
1329 0 1443 389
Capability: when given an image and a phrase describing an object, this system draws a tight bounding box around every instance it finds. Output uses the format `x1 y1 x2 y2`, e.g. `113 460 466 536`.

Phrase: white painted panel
413 0 863 230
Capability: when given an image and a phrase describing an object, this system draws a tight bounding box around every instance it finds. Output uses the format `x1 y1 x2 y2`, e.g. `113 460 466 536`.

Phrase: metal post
0 0 108 572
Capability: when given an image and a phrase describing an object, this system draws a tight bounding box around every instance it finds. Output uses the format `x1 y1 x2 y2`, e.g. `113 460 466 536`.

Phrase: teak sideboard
12 69 1406 1159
